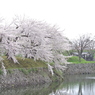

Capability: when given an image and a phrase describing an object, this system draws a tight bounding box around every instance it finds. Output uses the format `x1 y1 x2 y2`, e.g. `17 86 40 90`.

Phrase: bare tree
86 40 95 61
71 34 94 62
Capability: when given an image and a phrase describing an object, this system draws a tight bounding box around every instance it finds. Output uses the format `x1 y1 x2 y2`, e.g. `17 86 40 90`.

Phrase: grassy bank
0 56 47 69
0 56 64 78
67 56 95 64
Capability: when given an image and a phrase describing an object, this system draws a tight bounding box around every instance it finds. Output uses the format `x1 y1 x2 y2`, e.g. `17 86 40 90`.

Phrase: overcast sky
0 0 95 40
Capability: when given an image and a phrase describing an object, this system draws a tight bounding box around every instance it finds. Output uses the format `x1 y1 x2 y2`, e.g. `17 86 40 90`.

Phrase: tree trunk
78 53 82 62
79 56 81 62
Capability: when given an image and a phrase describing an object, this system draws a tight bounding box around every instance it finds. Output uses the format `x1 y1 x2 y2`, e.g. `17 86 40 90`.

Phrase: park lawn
67 56 95 64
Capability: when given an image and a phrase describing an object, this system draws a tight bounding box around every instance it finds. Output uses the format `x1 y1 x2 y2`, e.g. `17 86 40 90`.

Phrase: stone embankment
63 63 95 75
0 68 53 88
2 63 95 88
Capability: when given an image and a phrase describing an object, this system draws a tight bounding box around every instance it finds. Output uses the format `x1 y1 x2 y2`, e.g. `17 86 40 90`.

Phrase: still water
1 74 95 95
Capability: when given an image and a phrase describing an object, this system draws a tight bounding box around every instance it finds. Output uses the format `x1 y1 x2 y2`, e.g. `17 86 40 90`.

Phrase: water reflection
50 74 95 95
0 82 61 95
1 74 95 95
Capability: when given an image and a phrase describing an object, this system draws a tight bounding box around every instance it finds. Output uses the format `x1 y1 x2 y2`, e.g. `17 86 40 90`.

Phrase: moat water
1 74 95 95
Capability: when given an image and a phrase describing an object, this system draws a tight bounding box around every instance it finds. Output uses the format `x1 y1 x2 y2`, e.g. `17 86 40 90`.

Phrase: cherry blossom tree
13 18 70 69
0 17 71 75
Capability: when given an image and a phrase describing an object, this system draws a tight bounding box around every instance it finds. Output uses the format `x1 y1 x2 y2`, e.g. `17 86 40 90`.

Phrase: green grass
67 56 95 64
62 51 70 56
67 56 85 62
0 56 47 69
0 69 3 75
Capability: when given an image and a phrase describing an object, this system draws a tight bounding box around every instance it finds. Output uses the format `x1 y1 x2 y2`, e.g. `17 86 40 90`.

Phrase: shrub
7 69 13 74
30 68 38 72
18 68 29 75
